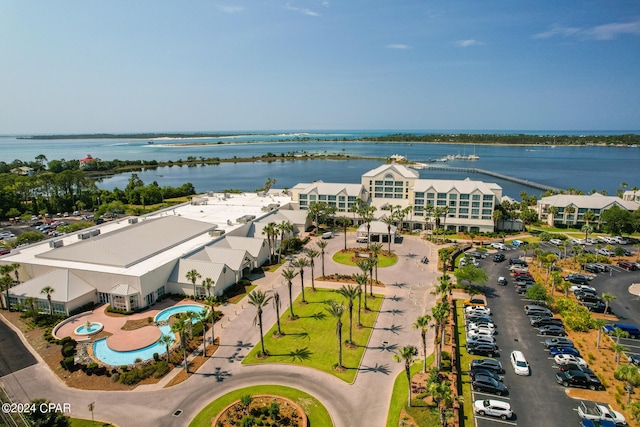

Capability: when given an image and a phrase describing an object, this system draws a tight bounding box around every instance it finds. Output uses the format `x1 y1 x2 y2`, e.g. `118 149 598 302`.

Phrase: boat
147 141 154 145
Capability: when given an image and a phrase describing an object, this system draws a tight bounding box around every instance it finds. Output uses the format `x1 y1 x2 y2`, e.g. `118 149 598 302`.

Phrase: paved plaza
0 231 442 427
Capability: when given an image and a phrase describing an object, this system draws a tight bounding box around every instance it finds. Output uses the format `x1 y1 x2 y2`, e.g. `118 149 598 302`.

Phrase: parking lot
467 248 592 427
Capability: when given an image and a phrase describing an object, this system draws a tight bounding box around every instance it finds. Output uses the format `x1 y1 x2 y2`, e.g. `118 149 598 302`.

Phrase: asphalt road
0 316 38 376
469 249 581 427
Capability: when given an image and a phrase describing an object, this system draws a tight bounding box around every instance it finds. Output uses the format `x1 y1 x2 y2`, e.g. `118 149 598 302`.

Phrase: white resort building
537 193 640 226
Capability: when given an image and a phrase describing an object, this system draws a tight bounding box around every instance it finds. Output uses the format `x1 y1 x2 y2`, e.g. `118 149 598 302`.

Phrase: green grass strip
188 385 333 427
332 251 398 267
386 355 434 427
243 288 383 383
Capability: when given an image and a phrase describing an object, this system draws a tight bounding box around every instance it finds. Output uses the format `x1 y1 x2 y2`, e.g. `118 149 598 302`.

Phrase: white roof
217 236 266 258
362 163 419 179
357 220 397 235
297 181 364 197
168 258 226 285
9 269 94 303
540 193 639 210
414 177 500 195
110 283 138 296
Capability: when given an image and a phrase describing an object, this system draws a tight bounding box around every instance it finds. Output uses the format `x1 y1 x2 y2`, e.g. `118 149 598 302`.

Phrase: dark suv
555 370 604 390
472 374 508 396
467 342 499 357
530 316 564 327
493 253 506 262
509 258 528 266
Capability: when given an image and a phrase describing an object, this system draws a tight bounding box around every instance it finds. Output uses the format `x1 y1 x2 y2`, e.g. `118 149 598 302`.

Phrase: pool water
75 322 103 335
93 304 208 365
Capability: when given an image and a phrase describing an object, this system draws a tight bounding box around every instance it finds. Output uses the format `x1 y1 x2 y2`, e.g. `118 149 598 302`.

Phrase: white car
491 242 507 250
549 238 563 245
465 306 491 316
467 326 497 337
468 321 496 330
598 248 615 256
466 335 497 346
571 238 586 245
510 350 530 376
554 354 588 367
570 284 596 293
473 399 513 420
586 237 598 244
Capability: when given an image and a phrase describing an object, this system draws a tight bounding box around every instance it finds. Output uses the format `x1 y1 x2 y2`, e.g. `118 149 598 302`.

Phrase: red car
0 248 10 255
618 261 637 271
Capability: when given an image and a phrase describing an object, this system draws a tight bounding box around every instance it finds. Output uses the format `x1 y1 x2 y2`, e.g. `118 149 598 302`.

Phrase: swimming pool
93 304 208 365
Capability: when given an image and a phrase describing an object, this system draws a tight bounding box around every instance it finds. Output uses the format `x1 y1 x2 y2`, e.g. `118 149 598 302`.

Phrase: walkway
0 232 441 427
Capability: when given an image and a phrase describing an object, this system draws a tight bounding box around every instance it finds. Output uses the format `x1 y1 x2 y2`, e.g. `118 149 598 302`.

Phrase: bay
1 131 638 198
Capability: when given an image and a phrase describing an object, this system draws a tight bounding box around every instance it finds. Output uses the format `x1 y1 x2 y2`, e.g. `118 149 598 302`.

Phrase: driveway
0 231 441 427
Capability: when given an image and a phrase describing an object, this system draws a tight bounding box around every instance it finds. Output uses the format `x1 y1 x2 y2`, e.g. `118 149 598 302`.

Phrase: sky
1 0 640 133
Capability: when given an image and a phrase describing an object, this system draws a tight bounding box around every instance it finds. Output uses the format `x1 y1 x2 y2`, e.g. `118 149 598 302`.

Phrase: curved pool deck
55 300 206 352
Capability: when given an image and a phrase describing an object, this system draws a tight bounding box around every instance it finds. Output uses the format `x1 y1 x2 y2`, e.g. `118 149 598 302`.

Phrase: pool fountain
74 320 104 336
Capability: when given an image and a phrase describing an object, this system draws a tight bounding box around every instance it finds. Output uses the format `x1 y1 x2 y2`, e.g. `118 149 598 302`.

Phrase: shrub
153 361 169 378
62 345 76 358
61 356 75 371
153 352 160 361
441 351 451 361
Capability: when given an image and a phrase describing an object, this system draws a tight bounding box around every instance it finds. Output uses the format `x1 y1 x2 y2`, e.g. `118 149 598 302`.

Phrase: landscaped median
453 299 478 426
242 288 383 383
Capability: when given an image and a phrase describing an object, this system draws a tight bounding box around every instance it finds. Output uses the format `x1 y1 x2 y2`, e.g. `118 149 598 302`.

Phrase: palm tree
337 285 360 345
602 292 616 318
613 327 630 344
565 205 576 226
292 257 310 303
305 248 319 291
593 318 608 349
394 345 418 407
547 205 559 225
197 309 211 356
424 204 434 239
325 300 345 368
382 215 395 253
277 220 294 263
202 277 214 298
262 222 277 263
433 207 443 243
0 275 13 310
369 242 383 284
171 318 189 373
360 205 376 249
353 273 368 317
184 310 197 338
24 296 37 315
272 291 282 336
615 365 640 405
281 268 298 319
158 334 174 363
612 342 628 368
336 216 350 250
248 290 273 356
440 206 451 237
316 240 328 277
430 380 455 427
413 315 432 373
8 263 20 283
185 269 201 298
40 286 55 317
431 300 450 370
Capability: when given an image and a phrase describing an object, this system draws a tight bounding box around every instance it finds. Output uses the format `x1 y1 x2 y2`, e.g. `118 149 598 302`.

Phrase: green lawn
243 288 383 383
188 385 333 427
332 251 398 267
69 419 113 427
386 355 435 427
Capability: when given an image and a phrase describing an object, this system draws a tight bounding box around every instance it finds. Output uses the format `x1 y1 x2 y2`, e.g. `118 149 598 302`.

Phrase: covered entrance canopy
356 220 397 243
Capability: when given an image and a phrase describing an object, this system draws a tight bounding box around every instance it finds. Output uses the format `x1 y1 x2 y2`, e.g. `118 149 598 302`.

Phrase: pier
409 163 564 193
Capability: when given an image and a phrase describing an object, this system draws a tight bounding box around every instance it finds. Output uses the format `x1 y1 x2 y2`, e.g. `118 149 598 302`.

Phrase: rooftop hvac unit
90 229 101 237
209 229 225 236
49 240 64 248
78 232 91 240
207 191 215 197
128 218 138 224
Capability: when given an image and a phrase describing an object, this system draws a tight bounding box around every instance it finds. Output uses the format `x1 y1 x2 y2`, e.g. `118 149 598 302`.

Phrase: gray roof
36 216 214 268
168 258 226 285
298 181 364 197
539 193 639 211
362 164 419 179
9 269 95 303
413 177 500 195
218 236 266 258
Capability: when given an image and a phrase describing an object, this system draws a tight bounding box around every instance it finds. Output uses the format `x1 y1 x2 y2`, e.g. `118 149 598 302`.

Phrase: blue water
2 130 639 198
76 323 102 334
154 304 207 322
93 304 206 366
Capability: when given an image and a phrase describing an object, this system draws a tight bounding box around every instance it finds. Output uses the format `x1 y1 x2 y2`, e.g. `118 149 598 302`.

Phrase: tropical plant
248 290 273 356
197 309 211 356
305 248 319 291
277 220 294 262
272 291 282 335
353 273 368 316
0 274 13 310
413 314 433 373
40 285 55 317
602 292 616 318
281 268 298 319
614 364 640 405
201 277 214 298
431 300 450 370
171 318 189 372
325 300 346 368
185 269 201 298
369 242 383 284
158 334 174 363
337 285 360 345
382 214 395 253
394 345 418 407
316 240 328 277
262 222 277 262
336 216 350 250
612 342 628 368
613 327 630 344
593 318 608 349
291 257 310 303
430 379 455 427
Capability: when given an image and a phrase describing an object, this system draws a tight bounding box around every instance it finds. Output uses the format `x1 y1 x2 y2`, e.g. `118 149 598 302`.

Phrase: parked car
510 350 530 376
571 238 586 245
0 248 10 255
493 253 505 262
544 337 574 348
603 323 640 339
592 263 609 272
491 242 507 250
581 301 611 314
467 326 496 337
465 314 494 324
469 368 502 381
472 374 508 396
467 335 497 346
556 370 604 390
465 306 491 316
464 298 486 307
549 346 582 357
469 358 504 374
584 264 600 274
570 284 597 293
554 354 588 367
468 251 487 259
629 354 640 366
473 399 513 420
550 238 563 245
598 248 615 257
530 316 563 327
618 261 637 271
538 325 567 336
559 364 596 377
497 276 508 286
564 274 591 284
524 304 552 316
509 258 528 266
467 342 499 357
577 294 604 305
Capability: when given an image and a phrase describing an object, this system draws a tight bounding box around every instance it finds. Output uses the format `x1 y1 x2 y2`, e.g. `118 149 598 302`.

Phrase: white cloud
454 39 484 48
217 5 245 14
285 4 321 17
386 44 410 50
534 20 640 40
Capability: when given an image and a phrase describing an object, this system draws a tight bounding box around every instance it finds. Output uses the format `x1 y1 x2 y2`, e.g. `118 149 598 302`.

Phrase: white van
322 232 333 239
510 350 530 376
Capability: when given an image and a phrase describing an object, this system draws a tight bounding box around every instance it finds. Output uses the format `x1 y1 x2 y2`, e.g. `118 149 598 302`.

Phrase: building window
459 208 469 214
483 202 493 208
375 180 383 185
338 196 345 201
394 187 403 193
375 186 383 192
394 194 403 198
427 193 435 199
482 216 492 220
438 193 447 199
449 194 457 200
483 195 493 201
375 193 383 198
437 200 446 206
157 286 165 299
415 192 424 198
99 292 110 304
328 195 336 201
482 209 492 215
472 208 479 215
472 202 480 208
309 195 316 201
459 215 468 218
112 295 127 311
348 196 356 202
460 194 470 200
299 194 307 200
319 195 327 200
384 194 393 198
384 181 394 186
460 201 469 207
449 201 456 207
472 194 481 200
